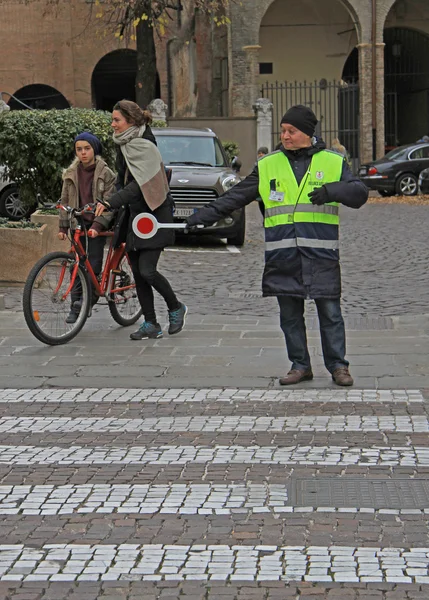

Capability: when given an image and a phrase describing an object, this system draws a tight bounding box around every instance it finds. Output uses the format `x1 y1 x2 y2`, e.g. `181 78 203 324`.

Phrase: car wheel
396 173 418 196
0 186 34 220
227 211 246 246
378 190 391 197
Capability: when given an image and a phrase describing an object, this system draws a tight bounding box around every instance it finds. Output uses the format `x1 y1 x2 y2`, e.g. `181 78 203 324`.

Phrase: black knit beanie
280 105 318 137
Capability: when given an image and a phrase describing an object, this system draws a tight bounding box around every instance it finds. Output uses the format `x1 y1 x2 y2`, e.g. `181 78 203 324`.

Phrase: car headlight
221 175 241 192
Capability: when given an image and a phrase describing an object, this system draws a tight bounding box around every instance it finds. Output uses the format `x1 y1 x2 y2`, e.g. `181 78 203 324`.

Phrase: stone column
148 99 168 123
0 99 10 113
358 42 385 164
230 45 261 117
375 43 386 159
253 98 273 152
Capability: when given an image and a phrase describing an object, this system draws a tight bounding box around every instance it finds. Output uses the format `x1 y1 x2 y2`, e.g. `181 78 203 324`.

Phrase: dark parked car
0 167 35 220
1 127 245 243
153 128 244 245
359 143 429 196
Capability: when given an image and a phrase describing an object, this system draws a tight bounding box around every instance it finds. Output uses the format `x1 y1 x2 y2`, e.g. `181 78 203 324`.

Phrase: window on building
259 63 273 75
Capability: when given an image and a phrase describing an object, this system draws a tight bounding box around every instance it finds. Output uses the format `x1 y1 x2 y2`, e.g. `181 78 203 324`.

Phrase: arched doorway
258 0 359 156
8 84 70 110
92 49 161 111
343 27 429 149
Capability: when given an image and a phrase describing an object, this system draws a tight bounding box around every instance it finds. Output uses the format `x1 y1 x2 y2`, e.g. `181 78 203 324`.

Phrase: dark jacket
187 140 368 298
108 125 175 251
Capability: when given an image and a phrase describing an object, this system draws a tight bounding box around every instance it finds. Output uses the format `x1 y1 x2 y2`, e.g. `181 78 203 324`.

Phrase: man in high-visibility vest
186 105 368 386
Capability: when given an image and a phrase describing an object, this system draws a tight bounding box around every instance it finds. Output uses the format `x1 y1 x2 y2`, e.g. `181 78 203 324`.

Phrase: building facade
1 0 429 164
227 0 429 162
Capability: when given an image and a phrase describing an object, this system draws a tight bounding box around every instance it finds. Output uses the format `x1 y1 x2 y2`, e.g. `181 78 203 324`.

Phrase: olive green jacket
59 156 116 232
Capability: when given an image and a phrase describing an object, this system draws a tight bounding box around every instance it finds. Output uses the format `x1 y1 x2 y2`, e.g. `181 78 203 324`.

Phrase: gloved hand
308 185 329 206
184 224 200 234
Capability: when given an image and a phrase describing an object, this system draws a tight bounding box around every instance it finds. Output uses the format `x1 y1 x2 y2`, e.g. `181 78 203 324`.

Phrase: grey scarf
113 125 169 211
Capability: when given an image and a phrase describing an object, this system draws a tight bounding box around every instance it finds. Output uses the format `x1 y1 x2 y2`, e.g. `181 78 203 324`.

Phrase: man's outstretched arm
186 168 260 227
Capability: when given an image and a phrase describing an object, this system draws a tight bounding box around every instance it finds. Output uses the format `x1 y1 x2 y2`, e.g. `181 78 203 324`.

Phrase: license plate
174 207 196 217
359 168 367 176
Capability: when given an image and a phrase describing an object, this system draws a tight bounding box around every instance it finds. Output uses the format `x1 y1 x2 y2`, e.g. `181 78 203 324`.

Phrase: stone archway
8 84 70 110
227 0 361 117
91 49 161 111
343 25 429 149
258 0 358 83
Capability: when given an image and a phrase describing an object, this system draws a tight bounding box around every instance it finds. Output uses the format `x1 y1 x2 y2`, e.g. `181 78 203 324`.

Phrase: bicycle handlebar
59 203 97 217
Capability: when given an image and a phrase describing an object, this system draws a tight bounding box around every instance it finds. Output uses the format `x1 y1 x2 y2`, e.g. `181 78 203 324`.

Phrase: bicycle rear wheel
108 253 142 326
23 251 91 345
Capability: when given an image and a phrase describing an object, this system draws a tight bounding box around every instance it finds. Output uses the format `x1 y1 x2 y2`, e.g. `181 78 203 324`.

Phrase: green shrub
222 140 240 163
37 208 60 215
0 109 115 208
0 217 41 229
152 119 167 128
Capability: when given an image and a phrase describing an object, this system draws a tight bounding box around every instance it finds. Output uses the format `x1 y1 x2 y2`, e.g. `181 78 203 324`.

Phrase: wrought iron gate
260 79 360 164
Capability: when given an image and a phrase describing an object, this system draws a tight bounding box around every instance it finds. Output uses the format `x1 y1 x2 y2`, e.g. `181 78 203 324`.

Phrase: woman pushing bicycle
95 100 187 340
58 132 116 323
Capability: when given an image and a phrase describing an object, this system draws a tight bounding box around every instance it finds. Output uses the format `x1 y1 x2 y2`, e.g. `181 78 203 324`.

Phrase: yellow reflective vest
258 150 343 258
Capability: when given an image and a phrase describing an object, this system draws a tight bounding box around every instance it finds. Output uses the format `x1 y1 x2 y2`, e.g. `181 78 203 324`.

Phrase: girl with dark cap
58 132 116 323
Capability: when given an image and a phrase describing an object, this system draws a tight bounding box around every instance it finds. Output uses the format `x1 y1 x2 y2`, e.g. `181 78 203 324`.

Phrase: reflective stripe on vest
258 150 343 255
266 237 340 251
265 204 339 218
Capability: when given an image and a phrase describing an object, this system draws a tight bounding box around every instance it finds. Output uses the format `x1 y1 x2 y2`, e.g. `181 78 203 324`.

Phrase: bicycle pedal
111 269 122 275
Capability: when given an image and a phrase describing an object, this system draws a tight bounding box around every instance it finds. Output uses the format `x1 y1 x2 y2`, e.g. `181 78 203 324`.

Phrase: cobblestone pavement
0 388 426 599
2 201 429 318
0 204 429 597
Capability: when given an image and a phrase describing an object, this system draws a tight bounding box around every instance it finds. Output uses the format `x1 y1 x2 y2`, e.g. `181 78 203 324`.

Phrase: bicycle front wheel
23 251 91 345
108 253 142 326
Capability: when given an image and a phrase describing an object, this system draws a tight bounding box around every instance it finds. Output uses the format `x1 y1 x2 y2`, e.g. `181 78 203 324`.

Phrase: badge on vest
269 190 285 202
315 171 324 180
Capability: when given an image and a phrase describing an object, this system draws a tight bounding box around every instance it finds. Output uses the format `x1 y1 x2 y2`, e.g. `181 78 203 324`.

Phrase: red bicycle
23 203 141 345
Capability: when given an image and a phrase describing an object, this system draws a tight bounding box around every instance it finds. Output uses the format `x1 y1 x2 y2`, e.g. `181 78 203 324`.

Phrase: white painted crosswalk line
0 544 428 583
0 388 423 403
0 483 426 517
0 444 428 466
0 483 288 516
0 415 427 432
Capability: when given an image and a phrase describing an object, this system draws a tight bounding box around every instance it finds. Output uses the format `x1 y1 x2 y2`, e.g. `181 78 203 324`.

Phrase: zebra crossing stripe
0 445 427 466
0 415 427 433
0 483 426 517
0 389 423 403
0 544 427 583
0 483 287 516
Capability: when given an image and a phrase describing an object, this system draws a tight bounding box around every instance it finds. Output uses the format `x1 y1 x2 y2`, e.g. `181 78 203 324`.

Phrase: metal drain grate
292 478 429 509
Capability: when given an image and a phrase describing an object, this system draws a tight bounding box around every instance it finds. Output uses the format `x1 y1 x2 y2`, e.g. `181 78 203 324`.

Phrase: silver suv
153 128 244 245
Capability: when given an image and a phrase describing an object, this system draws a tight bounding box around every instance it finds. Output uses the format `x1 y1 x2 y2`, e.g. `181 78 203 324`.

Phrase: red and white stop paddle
132 213 201 239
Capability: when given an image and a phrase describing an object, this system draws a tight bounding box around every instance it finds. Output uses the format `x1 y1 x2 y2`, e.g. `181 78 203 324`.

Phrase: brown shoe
332 366 353 386
279 368 313 386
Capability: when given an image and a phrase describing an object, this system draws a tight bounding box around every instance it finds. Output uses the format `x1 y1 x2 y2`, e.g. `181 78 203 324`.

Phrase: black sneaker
130 321 163 340
168 302 187 335
65 301 82 324
65 311 78 324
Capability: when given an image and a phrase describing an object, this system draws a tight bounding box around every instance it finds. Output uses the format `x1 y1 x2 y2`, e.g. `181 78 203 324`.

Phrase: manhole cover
293 478 429 509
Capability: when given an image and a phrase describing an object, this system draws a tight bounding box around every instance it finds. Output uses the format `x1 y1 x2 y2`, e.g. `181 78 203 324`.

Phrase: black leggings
128 249 180 324
71 236 106 309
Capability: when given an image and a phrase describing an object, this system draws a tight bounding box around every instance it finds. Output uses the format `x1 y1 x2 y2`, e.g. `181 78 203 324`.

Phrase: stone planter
0 224 49 283
30 210 69 253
